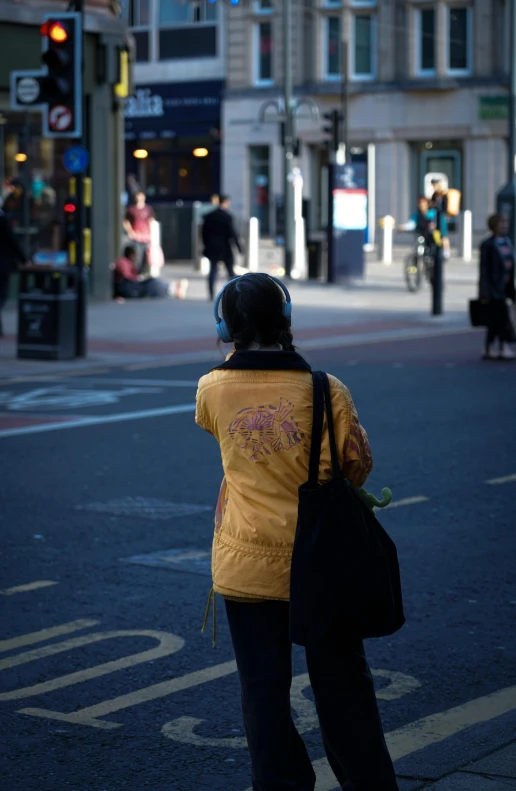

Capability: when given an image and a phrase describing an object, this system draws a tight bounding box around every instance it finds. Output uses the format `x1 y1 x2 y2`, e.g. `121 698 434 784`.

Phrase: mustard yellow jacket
195 353 373 601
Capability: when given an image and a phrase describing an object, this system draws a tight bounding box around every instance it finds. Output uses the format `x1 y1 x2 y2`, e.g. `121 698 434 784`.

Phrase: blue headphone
214 274 292 344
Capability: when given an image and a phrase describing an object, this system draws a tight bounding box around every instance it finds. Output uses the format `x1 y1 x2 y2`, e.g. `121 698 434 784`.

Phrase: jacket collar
213 350 311 372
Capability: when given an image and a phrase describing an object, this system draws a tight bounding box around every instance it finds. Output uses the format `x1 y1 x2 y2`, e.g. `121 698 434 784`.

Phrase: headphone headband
214 274 292 344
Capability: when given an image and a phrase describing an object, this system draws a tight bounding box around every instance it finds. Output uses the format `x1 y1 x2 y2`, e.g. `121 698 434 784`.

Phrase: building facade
123 0 226 203
223 0 510 241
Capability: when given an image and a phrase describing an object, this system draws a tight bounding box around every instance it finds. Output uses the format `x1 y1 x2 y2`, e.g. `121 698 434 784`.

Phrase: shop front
124 80 224 204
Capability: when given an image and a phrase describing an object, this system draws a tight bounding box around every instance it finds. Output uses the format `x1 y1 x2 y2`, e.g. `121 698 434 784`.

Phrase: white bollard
151 219 161 247
462 210 472 262
380 215 394 265
292 217 307 280
247 216 259 272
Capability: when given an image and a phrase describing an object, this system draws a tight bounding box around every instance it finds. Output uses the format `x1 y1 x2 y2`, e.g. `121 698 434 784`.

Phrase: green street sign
479 95 509 120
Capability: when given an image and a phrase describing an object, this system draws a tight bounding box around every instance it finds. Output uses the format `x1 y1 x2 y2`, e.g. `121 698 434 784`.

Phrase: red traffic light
41 21 69 42
64 202 76 213
49 22 68 43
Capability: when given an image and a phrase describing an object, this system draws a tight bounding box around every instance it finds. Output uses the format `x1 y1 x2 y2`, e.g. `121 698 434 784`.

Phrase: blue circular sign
63 145 89 174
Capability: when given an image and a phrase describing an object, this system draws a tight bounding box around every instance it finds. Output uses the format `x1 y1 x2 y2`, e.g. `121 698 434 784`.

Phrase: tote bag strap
307 372 325 487
321 372 341 480
307 372 341 485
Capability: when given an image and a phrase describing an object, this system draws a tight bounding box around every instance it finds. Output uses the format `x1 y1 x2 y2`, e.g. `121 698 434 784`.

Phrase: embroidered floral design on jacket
229 399 304 461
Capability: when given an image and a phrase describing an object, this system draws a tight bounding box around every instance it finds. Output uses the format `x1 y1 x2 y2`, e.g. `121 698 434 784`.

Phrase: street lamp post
497 0 516 244
282 0 294 277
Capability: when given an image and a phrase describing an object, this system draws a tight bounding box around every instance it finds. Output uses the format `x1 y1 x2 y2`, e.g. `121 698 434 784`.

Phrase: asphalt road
1 329 516 791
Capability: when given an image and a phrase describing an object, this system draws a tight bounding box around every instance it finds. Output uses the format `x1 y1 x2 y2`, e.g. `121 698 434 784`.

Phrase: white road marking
0 580 58 596
385 496 430 509
0 402 196 439
1 629 184 700
242 682 516 791
485 473 516 485
0 620 99 654
19 660 239 729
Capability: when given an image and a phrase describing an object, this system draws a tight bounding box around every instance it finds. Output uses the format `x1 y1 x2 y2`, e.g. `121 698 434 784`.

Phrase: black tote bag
290 372 405 647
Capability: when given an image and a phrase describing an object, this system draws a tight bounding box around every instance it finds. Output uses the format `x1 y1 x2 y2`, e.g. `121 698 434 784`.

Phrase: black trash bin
17 267 78 360
308 239 327 280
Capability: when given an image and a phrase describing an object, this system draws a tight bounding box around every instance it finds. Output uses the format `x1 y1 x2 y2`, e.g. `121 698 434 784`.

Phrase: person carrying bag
196 273 403 791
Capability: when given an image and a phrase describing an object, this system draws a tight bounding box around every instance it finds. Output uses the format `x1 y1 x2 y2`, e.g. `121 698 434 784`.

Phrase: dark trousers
133 241 149 275
225 600 399 791
115 278 168 299
208 258 235 300
0 273 10 336
486 299 513 348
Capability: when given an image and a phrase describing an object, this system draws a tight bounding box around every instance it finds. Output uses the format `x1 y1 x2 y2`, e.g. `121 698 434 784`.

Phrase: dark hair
124 244 136 259
418 194 428 202
219 194 230 205
221 273 295 351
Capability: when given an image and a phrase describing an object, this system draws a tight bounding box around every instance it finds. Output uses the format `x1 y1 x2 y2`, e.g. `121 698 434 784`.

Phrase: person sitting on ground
113 245 188 301
398 196 436 246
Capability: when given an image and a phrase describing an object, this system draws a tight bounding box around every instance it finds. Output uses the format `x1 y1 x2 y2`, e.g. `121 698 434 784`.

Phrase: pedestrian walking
195 273 400 791
0 209 29 337
202 195 242 300
123 191 155 275
479 213 515 360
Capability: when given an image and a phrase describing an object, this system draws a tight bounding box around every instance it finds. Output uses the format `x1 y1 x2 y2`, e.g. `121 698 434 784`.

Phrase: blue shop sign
124 80 224 140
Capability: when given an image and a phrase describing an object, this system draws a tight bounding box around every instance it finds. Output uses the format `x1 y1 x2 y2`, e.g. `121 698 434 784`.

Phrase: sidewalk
0 253 479 379
403 741 516 790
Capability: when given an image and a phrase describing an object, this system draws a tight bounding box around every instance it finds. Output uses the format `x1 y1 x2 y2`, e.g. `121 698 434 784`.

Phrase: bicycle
404 235 435 293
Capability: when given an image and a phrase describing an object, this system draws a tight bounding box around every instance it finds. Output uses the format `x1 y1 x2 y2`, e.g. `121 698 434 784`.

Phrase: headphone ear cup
283 301 292 325
217 320 232 344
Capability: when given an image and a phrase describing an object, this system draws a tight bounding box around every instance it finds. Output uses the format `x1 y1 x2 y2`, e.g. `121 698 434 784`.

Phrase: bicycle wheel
404 253 422 292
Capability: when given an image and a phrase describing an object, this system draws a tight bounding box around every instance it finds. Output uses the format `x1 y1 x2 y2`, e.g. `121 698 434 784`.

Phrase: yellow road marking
162 668 421 748
241 682 516 791
19 660 238 729
0 630 184 701
385 496 429 509
485 473 516 485
0 619 99 654
0 580 58 596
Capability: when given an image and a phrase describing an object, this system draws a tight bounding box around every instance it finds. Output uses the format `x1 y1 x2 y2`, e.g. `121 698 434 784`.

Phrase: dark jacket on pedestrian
479 234 515 303
202 208 242 264
0 210 26 274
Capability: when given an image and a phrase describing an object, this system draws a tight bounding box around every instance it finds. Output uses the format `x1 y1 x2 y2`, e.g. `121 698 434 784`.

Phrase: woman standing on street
195 273 399 791
479 213 515 361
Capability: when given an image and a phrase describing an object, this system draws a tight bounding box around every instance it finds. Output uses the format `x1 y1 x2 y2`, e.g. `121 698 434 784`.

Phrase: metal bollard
378 216 394 265
292 217 307 280
461 210 472 262
247 217 259 272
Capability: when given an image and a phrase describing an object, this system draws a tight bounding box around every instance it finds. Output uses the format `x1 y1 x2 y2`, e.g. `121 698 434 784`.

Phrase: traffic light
63 195 78 244
40 12 82 138
322 109 342 153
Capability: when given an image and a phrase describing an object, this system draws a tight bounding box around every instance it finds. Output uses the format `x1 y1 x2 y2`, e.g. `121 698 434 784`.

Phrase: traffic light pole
74 0 87 357
340 38 349 164
283 0 294 278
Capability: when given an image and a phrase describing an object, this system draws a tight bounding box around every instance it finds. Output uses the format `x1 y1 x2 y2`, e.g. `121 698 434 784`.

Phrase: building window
254 21 273 84
158 0 218 60
254 0 273 12
447 7 471 73
352 15 376 79
128 0 150 62
416 8 436 74
350 0 376 5
159 0 218 26
324 16 341 79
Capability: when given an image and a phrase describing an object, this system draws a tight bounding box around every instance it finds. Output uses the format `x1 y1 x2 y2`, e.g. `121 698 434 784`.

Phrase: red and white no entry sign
48 105 73 132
